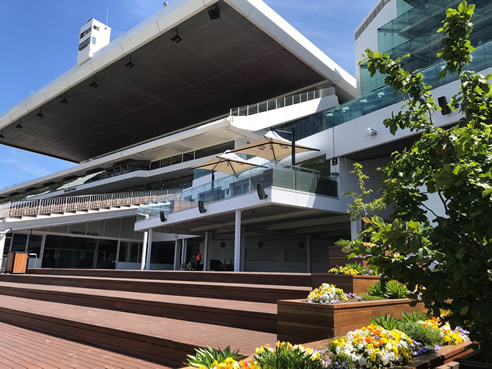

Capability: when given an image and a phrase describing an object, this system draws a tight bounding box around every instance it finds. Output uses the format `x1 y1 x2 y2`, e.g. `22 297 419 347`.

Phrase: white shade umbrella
228 130 319 163
192 150 265 176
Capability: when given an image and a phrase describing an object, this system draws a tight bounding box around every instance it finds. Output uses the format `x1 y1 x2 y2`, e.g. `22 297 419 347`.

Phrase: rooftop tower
77 18 111 65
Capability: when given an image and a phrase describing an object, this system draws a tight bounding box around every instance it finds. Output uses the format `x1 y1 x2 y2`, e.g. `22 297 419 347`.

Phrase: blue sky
0 0 377 190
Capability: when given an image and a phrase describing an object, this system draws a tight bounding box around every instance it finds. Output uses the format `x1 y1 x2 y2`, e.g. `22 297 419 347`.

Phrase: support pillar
234 210 241 272
306 235 311 273
115 240 121 266
203 232 209 271
145 229 153 270
92 239 100 269
350 219 362 240
0 230 10 271
173 239 181 270
39 234 46 268
181 239 188 265
141 231 148 270
240 227 245 272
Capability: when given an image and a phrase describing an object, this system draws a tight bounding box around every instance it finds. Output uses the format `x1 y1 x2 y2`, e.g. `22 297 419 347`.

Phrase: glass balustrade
137 164 339 222
325 41 492 129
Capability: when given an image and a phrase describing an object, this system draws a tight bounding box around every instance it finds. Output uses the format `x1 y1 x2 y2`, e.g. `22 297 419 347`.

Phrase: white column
173 239 181 270
234 210 241 272
181 239 188 265
350 219 362 240
306 235 311 273
38 234 46 268
0 231 10 271
115 240 121 266
141 231 148 270
145 229 153 270
240 227 245 271
203 232 209 271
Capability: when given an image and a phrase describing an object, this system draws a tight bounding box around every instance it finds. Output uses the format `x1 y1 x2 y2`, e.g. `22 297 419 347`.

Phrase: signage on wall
71 230 99 237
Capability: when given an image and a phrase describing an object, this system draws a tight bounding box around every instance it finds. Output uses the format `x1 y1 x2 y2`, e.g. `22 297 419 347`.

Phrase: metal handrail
0 190 181 220
229 87 335 117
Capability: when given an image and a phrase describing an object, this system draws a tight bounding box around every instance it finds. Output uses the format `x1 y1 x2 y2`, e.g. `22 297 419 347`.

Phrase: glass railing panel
137 165 339 221
325 41 492 129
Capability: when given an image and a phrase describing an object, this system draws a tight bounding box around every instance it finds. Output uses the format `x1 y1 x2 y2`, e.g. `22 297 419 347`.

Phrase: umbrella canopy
228 130 319 163
192 150 265 176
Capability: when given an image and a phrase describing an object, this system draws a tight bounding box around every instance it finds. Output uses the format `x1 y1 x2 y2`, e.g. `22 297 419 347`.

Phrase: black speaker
198 200 207 213
257 183 268 200
159 211 166 222
438 96 451 115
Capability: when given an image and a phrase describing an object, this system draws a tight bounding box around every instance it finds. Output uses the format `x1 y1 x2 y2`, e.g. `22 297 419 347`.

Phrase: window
183 152 194 162
92 37 96 45
79 38 90 51
80 27 91 39
171 155 182 165
93 25 99 31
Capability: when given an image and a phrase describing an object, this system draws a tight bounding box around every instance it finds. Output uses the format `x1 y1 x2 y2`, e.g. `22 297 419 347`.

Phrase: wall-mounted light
60 93 69 104
159 211 166 222
198 200 206 213
220 241 226 248
438 96 451 115
89 76 98 88
0 133 4 139
125 55 135 69
258 241 264 248
257 183 268 200
365 128 377 137
171 28 182 43
36 108 44 118
208 5 220 20
16 123 23 129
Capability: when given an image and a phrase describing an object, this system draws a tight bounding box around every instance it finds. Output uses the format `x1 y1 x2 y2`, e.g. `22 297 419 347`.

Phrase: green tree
346 1 492 357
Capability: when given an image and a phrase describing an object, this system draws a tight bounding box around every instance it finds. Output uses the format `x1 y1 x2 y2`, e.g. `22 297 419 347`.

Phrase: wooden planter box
311 273 380 295
277 298 425 344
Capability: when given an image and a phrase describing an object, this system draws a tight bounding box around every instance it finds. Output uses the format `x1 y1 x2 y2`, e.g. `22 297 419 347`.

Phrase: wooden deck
0 295 276 367
0 274 310 303
28 269 313 287
0 270 312 366
0 281 277 332
0 321 171 369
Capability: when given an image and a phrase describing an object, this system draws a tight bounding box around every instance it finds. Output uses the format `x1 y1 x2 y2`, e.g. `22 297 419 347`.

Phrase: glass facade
360 0 492 95
42 235 117 269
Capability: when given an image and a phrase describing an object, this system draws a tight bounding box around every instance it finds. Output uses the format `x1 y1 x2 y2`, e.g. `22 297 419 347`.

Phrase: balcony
137 164 338 222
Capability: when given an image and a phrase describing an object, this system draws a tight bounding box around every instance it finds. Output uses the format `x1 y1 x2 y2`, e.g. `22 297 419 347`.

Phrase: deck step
0 295 276 368
28 268 313 286
0 321 171 369
0 274 310 303
0 281 277 333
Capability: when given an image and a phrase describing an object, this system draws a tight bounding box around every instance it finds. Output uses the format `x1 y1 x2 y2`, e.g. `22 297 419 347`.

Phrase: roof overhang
0 0 356 163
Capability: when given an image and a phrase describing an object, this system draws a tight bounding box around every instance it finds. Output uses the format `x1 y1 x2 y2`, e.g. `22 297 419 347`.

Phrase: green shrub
370 314 400 330
334 239 351 247
361 295 383 301
254 342 324 369
367 280 408 299
367 281 384 297
397 321 444 348
185 346 246 368
400 311 430 323
384 280 408 299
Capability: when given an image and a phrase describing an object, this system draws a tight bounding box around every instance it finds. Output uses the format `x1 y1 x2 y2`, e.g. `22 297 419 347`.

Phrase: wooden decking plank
0 281 277 313
0 296 275 366
0 322 171 369
2 327 115 369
